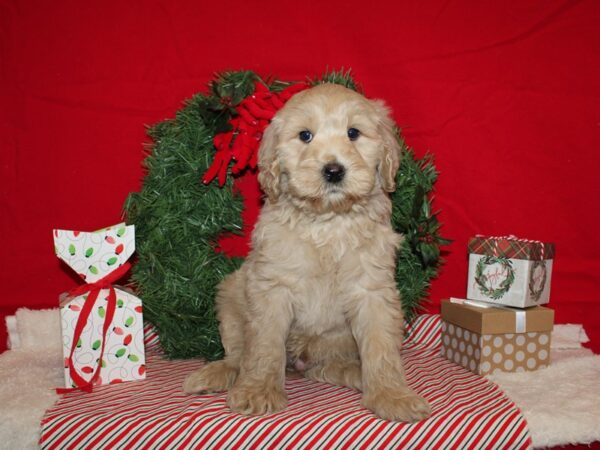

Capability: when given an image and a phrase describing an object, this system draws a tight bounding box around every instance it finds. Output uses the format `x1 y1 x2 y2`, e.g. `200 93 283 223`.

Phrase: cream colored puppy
183 83 431 422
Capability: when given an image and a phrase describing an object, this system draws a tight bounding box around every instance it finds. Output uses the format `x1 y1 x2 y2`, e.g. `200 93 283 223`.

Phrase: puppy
183 83 431 422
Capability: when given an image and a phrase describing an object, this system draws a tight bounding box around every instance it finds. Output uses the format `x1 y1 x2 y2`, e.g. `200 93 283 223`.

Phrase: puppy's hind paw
183 360 238 394
227 384 287 416
362 388 431 422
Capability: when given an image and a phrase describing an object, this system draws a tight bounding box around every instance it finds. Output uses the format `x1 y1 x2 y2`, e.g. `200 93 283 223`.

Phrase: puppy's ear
257 118 282 201
372 99 402 192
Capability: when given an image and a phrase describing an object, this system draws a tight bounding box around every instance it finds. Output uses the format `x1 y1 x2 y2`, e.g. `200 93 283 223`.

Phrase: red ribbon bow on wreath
56 262 131 394
202 81 309 186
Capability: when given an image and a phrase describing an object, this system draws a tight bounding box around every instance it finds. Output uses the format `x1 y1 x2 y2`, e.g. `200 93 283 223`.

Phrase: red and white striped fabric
40 315 531 449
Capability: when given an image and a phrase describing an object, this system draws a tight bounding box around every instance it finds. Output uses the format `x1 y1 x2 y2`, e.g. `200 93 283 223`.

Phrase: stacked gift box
441 235 555 375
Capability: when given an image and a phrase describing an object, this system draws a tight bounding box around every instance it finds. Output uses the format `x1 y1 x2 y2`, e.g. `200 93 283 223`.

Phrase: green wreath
528 259 547 302
124 70 450 360
475 255 516 300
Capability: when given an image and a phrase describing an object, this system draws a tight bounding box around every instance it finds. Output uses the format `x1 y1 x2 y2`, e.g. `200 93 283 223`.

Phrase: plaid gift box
466 235 555 308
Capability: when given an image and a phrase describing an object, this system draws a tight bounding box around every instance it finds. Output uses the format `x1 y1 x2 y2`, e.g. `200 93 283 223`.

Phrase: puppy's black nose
322 162 346 183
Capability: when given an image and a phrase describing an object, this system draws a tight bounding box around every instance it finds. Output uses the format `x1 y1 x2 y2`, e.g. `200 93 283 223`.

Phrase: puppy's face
258 84 401 213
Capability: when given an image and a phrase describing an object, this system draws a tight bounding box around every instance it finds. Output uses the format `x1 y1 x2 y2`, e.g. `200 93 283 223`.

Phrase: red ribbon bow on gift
56 262 131 394
202 81 309 186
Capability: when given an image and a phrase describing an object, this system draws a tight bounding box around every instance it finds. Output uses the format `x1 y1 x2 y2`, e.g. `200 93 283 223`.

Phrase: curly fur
183 84 431 422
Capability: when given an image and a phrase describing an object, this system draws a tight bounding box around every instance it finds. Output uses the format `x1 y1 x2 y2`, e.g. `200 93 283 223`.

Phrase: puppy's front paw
183 360 238 394
362 388 431 422
227 383 287 415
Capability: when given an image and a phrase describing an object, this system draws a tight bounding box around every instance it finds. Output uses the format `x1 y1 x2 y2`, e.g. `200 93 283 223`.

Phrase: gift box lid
468 235 555 260
53 223 135 283
441 299 554 334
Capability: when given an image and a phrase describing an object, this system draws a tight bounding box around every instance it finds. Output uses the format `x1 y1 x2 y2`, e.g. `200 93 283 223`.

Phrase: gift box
54 223 146 389
466 235 555 308
440 299 554 375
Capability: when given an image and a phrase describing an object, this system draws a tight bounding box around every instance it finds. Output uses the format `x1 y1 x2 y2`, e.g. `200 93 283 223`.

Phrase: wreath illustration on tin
475 255 515 300
528 259 547 302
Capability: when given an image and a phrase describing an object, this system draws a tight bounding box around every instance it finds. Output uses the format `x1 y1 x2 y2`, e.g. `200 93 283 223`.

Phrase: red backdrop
2 0 600 352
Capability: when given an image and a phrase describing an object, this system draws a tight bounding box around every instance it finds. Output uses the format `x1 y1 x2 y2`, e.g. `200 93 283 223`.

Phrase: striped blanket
40 315 531 449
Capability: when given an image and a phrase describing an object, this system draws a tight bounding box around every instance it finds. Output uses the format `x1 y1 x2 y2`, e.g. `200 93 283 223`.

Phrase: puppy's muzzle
322 162 346 184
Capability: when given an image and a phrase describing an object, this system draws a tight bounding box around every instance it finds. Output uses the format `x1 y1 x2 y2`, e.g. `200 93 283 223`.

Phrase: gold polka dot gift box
467 235 555 308
440 298 554 375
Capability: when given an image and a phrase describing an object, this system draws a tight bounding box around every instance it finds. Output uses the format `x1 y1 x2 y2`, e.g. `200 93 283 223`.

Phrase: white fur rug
489 352 600 448
0 309 62 450
1 309 598 449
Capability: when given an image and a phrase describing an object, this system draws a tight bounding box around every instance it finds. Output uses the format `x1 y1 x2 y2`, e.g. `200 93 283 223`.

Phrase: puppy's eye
347 128 360 141
299 130 313 143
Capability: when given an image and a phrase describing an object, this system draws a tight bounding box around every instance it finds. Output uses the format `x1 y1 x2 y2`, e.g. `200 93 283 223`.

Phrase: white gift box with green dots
54 223 146 388
441 299 554 375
